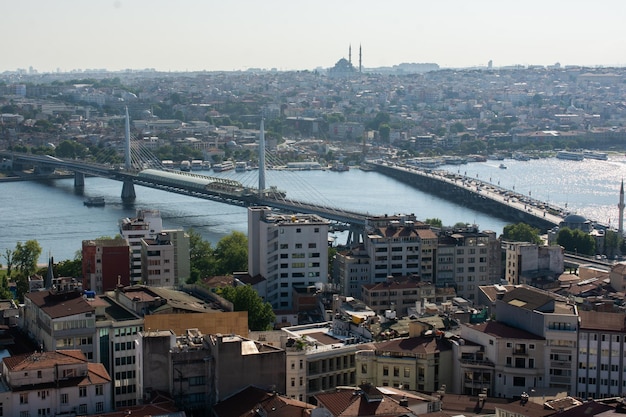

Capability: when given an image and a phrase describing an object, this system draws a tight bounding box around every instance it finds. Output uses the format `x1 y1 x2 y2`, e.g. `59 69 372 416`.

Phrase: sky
3 0 626 73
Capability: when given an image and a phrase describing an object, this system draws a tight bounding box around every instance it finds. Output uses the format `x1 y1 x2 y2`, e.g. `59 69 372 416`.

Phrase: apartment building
119 209 163 284
248 206 329 310
334 246 371 299
436 226 500 302
577 310 626 399
1 350 112 416
364 215 438 284
141 232 177 287
82 238 131 293
504 242 564 286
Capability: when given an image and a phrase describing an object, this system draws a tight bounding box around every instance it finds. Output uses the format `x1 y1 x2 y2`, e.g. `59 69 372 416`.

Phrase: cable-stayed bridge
0 114 371 243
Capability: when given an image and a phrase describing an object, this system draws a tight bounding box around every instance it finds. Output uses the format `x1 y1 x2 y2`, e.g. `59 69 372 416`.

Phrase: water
1 155 624 264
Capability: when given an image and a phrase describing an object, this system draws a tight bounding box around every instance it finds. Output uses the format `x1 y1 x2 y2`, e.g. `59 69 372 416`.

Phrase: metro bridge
0 112 369 244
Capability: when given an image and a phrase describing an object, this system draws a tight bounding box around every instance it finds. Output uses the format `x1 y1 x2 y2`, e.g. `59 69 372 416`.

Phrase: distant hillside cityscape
2 60 626 417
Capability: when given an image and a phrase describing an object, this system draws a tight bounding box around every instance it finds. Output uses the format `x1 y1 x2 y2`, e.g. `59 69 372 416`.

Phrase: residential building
313 384 415 417
364 214 438 284
141 232 176 287
119 209 163 284
82 238 131 294
355 332 452 393
436 226 500 302
504 242 564 286
213 386 316 417
334 246 370 299
23 283 96 360
361 276 455 316
2 350 112 416
282 320 370 404
248 206 329 310
609 262 626 292
577 310 626 399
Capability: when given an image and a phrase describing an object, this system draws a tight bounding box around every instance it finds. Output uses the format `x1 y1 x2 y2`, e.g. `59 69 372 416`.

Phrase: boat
84 196 105 207
583 150 608 160
180 160 191 171
191 160 204 170
499 163 507 169
213 161 235 172
161 160 174 169
512 152 531 161
556 150 584 161
330 163 349 172
235 161 248 172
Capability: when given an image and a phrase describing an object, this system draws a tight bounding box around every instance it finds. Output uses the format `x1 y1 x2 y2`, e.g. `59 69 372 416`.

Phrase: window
383 366 389 376
61 394 68 404
79 405 87 415
513 376 526 387
20 393 28 404
79 386 87 397
96 402 104 413
95 385 103 396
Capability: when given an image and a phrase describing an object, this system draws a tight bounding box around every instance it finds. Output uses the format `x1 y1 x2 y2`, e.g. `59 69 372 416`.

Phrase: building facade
82 238 131 293
248 206 329 309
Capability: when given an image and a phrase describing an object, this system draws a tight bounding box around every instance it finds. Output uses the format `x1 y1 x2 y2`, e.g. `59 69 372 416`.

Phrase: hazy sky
4 0 626 73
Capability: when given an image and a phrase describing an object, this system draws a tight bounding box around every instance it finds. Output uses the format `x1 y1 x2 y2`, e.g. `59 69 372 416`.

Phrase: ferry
235 161 248 172
191 160 204 170
556 150 584 161
213 160 235 172
180 160 191 171
161 160 174 169
583 150 608 160
84 196 105 207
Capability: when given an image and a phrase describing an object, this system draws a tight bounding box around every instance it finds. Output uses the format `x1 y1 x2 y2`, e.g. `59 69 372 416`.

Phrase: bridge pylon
121 106 136 201
121 180 136 201
74 172 85 187
345 224 365 247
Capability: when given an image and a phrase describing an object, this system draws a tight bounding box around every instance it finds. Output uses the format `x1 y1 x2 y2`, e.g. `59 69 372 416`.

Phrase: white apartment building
334 246 370 299
120 209 163 284
504 242 564 285
141 233 177 287
1 350 112 416
248 206 329 310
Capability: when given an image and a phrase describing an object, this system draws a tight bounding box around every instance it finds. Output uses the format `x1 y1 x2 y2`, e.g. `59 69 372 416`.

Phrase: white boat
213 161 235 172
499 163 507 169
161 160 174 169
235 161 247 172
180 160 191 171
556 150 584 161
583 150 608 160
191 160 204 170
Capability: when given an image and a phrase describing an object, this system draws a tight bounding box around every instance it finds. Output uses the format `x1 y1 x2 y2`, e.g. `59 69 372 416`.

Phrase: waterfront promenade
372 162 566 231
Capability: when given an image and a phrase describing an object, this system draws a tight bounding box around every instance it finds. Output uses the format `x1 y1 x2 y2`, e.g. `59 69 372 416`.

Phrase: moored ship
556 150 584 161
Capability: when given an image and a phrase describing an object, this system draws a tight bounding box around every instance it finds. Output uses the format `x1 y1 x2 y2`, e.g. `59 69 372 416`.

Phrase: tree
378 124 391 143
604 230 622 258
188 229 216 283
13 240 42 276
556 227 596 256
502 223 543 245
219 285 275 331
424 218 443 228
214 231 248 275
3 249 13 278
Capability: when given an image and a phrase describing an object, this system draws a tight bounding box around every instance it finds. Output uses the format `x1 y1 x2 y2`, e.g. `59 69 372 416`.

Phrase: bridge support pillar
74 172 85 187
345 225 364 247
121 180 136 201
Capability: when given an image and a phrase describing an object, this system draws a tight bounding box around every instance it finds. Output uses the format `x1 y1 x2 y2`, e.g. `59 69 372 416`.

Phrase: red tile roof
315 386 413 417
25 290 94 319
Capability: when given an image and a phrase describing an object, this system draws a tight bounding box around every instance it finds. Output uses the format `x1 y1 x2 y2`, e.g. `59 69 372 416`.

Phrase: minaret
359 44 362 73
619 179 625 235
349 44 352 66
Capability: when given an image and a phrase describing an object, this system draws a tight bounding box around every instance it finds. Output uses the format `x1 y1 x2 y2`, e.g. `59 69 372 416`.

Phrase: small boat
180 160 191 171
499 163 507 169
84 196 105 207
235 161 247 172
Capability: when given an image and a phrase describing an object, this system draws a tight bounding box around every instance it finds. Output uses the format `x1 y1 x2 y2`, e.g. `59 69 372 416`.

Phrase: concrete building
436 226 500 302
609 262 626 292
82 238 131 293
334 247 370 299
355 332 452 393
23 283 96 360
504 242 564 286
577 310 626 399
141 232 177 287
282 320 371 404
364 215 438 284
1 350 112 416
313 384 416 417
495 286 578 395
119 209 163 284
248 206 329 310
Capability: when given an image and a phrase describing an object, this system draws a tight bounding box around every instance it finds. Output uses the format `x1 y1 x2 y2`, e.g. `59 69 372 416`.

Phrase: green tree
502 223 543 245
188 229 216 283
424 218 443 228
13 240 42 276
378 123 391 143
556 227 596 256
214 231 248 275
3 249 13 278
54 258 83 278
219 285 275 331
604 230 622 258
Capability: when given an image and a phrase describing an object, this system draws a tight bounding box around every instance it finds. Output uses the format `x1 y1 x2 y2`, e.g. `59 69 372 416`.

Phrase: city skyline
4 0 626 73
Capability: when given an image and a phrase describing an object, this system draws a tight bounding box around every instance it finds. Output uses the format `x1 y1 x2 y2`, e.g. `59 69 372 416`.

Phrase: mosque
328 44 362 78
